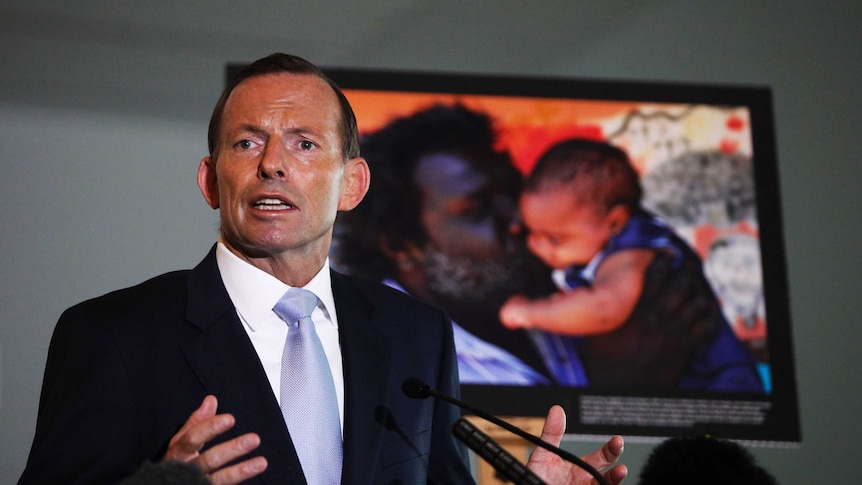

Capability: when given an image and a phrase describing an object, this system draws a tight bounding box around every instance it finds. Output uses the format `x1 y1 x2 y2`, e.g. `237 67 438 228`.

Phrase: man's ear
338 157 371 211
197 156 219 209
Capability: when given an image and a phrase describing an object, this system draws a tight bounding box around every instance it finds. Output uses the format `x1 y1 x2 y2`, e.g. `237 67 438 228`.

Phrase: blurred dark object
120 461 211 485
638 434 779 485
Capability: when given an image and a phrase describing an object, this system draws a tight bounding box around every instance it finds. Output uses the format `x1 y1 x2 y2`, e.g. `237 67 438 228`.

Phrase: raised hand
162 395 267 484
527 405 627 485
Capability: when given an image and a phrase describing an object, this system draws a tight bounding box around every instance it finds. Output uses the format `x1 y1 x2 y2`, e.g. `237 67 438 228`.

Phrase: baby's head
520 138 642 269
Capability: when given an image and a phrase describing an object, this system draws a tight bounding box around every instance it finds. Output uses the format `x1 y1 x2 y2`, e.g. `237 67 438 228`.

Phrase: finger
176 395 218 436
539 405 566 447
208 456 268 485
195 395 219 422
164 413 236 462
528 405 566 468
581 435 624 473
196 432 261 473
183 414 237 457
603 463 629 485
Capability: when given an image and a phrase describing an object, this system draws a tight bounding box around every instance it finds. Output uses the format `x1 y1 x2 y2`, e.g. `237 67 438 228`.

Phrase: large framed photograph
229 64 800 444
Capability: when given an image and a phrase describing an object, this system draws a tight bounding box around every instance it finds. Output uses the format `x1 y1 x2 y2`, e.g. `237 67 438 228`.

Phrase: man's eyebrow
227 124 327 145
229 123 267 137
283 126 325 139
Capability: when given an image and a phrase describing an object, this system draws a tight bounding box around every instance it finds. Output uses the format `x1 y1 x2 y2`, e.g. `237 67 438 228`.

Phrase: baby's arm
500 249 656 336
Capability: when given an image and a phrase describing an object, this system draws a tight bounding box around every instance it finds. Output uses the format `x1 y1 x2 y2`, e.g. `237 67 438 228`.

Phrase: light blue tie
274 288 343 484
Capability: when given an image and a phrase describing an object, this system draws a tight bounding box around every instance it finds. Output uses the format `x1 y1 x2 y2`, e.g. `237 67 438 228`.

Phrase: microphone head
402 378 432 399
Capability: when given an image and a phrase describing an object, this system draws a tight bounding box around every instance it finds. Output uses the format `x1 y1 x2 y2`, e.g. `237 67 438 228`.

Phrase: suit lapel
179 251 396 484
332 271 393 485
182 248 306 484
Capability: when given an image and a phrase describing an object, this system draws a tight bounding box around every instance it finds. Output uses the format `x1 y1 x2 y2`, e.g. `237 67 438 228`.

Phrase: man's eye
299 140 316 150
235 140 253 150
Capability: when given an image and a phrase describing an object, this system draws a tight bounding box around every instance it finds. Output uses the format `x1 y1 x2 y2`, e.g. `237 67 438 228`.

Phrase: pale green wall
2 2 859 483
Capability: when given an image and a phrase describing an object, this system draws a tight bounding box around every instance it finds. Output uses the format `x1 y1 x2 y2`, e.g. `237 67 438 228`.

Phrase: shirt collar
215 242 338 331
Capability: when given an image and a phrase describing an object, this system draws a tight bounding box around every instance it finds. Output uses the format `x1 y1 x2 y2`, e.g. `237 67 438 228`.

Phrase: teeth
254 198 293 210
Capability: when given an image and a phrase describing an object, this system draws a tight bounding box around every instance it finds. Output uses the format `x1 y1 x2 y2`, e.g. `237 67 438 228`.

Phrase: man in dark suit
19 53 627 485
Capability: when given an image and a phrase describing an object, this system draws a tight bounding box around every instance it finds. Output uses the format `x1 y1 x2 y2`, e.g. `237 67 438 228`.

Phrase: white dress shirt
215 242 345 430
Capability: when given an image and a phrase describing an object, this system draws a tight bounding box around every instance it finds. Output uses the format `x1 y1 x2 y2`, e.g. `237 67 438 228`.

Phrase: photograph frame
228 64 801 444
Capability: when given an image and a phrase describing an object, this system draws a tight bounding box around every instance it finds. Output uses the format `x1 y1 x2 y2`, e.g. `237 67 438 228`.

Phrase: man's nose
259 140 290 179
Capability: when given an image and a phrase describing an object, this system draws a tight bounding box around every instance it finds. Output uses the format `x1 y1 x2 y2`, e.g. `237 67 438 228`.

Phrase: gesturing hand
163 395 267 484
527 405 627 485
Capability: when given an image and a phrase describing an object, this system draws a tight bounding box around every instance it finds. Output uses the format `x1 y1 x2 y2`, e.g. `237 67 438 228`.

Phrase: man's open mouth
253 198 294 210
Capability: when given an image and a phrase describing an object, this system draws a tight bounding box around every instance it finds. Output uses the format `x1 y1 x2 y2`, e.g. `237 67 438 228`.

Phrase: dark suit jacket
19 247 473 484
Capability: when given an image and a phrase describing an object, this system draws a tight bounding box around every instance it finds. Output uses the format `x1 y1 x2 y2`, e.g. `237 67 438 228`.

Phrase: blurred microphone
453 417 547 485
120 461 211 484
402 377 609 485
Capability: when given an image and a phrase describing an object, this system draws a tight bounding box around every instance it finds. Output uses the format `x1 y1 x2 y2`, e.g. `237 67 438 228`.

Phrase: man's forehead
227 73 335 112
221 73 341 135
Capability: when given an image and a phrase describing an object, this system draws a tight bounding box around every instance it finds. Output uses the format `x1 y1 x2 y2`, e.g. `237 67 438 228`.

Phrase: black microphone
453 417 547 485
402 378 609 485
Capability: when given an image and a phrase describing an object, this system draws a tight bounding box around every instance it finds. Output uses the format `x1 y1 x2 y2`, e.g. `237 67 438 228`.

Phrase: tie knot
273 288 320 328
